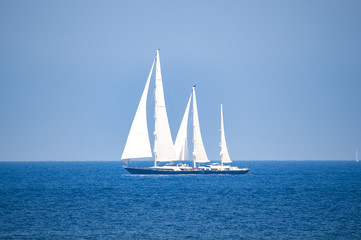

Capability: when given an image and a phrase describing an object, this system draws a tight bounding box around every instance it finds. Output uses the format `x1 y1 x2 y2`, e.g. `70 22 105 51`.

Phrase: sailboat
356 150 359 163
122 50 249 174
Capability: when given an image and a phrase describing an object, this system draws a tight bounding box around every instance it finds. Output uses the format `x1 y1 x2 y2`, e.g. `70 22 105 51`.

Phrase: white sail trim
121 60 154 160
174 94 191 161
154 50 177 162
220 104 232 164
192 87 209 163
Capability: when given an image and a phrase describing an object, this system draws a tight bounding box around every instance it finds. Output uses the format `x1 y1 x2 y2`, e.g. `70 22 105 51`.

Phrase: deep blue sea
1 161 360 239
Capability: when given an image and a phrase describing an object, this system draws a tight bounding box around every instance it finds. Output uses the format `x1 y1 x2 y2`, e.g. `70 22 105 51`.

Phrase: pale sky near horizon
1 0 360 161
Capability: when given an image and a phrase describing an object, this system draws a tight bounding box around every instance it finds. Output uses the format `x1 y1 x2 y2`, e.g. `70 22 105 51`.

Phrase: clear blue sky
1 0 360 161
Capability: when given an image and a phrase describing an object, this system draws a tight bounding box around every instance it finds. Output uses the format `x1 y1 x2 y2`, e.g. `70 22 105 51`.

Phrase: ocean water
0 161 360 240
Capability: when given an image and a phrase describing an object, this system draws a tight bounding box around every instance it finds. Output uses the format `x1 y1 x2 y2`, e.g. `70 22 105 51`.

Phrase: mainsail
121 60 154 160
220 104 232 164
174 93 192 160
153 50 177 164
192 86 209 166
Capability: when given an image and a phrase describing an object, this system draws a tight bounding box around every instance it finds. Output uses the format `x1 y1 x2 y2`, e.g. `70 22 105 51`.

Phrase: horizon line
0 159 357 162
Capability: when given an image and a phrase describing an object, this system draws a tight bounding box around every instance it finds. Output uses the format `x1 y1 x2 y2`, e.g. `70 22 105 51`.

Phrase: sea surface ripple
1 161 360 239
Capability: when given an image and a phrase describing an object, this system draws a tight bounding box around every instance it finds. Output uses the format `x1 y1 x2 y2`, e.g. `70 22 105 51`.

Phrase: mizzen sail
220 104 232 164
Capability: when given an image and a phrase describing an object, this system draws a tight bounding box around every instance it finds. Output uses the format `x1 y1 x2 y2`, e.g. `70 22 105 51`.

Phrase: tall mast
153 50 176 166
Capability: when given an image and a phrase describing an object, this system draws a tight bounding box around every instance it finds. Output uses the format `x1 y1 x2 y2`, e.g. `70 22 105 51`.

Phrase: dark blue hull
124 166 203 175
123 166 249 175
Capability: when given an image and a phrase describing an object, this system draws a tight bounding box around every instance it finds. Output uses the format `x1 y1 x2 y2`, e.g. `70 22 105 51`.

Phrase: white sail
174 94 192 160
153 50 177 163
220 104 232 164
121 60 154 160
192 86 209 165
